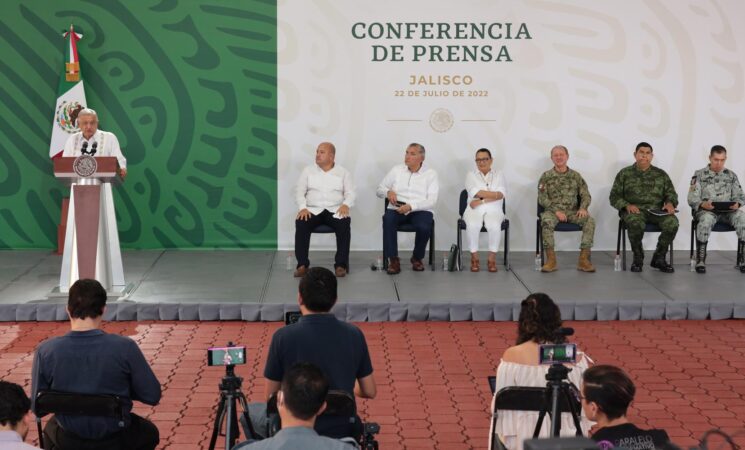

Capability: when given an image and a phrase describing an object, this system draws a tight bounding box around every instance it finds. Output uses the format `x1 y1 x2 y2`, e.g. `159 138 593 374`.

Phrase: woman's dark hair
582 365 636 421
516 293 564 344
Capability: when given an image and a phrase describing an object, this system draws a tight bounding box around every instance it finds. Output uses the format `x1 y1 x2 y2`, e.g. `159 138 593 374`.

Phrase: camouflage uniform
609 164 679 258
538 168 595 249
687 166 745 242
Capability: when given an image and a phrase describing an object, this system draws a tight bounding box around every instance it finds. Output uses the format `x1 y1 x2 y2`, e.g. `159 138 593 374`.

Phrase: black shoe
695 265 706 274
650 258 675 273
740 265 745 274
630 262 643 272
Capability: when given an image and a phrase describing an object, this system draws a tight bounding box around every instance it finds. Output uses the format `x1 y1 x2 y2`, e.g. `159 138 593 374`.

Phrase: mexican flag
49 24 88 159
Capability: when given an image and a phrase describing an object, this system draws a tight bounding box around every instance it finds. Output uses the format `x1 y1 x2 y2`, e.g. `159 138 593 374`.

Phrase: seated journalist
583 365 671 450
31 279 161 450
489 293 592 450
0 380 40 449
233 363 356 449
248 267 376 438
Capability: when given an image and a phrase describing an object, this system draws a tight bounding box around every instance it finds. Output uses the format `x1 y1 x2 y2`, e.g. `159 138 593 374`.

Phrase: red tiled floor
1 320 744 449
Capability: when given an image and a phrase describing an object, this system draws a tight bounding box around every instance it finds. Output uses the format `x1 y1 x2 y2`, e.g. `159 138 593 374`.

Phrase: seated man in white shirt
295 142 355 278
376 143 439 274
62 108 127 179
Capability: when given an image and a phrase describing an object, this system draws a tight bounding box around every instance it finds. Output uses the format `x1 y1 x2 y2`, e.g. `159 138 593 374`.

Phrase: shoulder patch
538 183 545 192
690 176 697 186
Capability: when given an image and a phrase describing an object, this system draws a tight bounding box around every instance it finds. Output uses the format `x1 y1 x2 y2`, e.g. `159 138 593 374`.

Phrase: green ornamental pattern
0 0 277 249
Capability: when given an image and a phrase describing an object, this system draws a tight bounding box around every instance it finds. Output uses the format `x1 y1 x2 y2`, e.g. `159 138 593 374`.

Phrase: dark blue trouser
295 210 351 269
383 209 433 261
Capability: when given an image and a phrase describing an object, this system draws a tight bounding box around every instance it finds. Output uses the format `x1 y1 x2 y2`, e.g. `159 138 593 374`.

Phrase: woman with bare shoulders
488 293 592 450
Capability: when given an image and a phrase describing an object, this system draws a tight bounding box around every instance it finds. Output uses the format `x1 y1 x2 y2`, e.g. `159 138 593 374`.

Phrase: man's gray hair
78 108 98 120
408 142 425 156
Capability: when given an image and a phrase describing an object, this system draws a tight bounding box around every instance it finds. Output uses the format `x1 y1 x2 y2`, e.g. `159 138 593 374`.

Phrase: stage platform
0 250 743 322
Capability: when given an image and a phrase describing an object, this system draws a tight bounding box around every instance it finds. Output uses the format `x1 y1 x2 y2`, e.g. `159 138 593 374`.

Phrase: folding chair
616 219 673 271
382 199 435 270
689 208 743 268
311 224 350 273
34 390 125 450
489 385 582 450
536 198 582 265
456 190 510 270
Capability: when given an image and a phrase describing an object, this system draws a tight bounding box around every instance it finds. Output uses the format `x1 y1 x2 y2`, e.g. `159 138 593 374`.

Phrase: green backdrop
0 0 277 249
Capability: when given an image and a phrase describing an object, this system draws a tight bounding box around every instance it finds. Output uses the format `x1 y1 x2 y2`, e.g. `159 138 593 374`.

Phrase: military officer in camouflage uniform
538 145 596 272
610 142 678 273
687 145 745 273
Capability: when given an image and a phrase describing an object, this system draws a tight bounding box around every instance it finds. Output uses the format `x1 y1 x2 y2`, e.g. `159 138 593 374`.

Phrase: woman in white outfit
463 148 506 272
488 293 592 450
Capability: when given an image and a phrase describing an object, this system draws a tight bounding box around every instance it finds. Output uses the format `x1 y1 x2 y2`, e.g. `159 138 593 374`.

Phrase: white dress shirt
465 169 506 201
62 129 126 169
376 163 439 212
295 163 355 216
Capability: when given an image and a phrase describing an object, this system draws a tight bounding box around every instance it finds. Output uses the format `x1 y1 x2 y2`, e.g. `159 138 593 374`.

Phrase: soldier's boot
630 243 644 272
695 241 707 274
577 249 596 272
651 245 675 273
738 240 745 274
541 249 558 272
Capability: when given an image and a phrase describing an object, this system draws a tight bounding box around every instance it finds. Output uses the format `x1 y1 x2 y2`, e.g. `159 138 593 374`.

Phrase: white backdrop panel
278 0 745 252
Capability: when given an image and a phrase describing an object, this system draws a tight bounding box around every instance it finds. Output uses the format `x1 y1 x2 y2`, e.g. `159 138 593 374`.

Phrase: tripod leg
562 388 584 436
209 394 227 450
550 385 561 437
225 393 237 450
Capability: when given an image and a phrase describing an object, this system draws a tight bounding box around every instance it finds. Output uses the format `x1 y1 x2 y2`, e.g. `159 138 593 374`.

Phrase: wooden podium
53 156 128 295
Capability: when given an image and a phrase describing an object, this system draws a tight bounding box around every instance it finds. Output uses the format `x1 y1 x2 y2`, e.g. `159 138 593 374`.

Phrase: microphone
81 141 88 154
90 142 98 156
556 327 574 337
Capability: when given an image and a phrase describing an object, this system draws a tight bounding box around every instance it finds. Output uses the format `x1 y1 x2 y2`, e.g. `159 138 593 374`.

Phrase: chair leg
37 418 45 450
616 220 625 271
690 220 695 261
536 220 541 265
457 225 463 271
622 226 627 271
429 220 435 270
670 242 674 266
382 225 388 270
504 226 509 270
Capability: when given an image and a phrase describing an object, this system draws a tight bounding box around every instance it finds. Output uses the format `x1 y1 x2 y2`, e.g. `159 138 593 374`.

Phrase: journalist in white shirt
294 142 355 278
463 148 506 272
376 143 439 274
62 108 127 178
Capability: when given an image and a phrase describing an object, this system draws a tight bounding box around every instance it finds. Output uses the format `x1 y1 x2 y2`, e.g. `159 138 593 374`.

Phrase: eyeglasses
475 158 491 163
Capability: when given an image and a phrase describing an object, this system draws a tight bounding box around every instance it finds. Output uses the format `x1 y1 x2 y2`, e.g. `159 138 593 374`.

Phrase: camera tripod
532 363 583 438
208 364 256 450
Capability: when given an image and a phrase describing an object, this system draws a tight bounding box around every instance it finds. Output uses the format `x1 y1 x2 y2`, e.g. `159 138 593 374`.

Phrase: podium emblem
73 155 97 177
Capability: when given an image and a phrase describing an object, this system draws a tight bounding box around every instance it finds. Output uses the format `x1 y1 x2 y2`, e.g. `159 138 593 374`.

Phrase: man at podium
62 108 127 179
57 107 127 294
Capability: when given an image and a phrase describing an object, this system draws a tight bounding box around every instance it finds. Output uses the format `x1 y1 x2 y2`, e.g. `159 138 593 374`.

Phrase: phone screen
207 346 246 366
538 343 577 364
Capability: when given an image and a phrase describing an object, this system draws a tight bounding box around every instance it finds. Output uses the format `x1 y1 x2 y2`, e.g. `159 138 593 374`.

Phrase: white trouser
463 201 504 253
